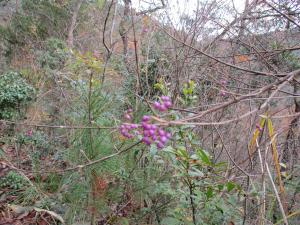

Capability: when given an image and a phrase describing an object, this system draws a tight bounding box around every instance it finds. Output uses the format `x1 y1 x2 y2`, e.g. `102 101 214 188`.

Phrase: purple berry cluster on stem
141 115 171 149
119 98 173 149
153 96 172 112
120 123 139 138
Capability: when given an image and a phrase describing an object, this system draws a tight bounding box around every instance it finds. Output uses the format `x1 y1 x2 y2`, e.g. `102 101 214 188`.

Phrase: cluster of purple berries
153 96 172 112
141 115 171 149
120 123 138 138
124 108 133 120
119 114 172 149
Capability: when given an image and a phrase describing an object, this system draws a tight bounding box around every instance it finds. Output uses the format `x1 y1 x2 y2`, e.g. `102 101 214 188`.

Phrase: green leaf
188 168 204 177
215 205 224 214
163 146 176 154
214 161 227 168
177 146 189 158
150 144 158 156
196 148 211 165
161 217 182 225
206 186 214 199
217 184 224 191
226 181 236 192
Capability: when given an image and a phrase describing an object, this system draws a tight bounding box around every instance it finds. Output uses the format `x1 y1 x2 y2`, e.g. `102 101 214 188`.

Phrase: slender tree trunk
238 0 249 38
283 74 300 170
119 0 130 64
15 0 18 13
67 0 84 48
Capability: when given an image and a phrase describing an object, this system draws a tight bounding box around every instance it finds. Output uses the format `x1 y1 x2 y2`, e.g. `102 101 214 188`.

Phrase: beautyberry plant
120 96 172 149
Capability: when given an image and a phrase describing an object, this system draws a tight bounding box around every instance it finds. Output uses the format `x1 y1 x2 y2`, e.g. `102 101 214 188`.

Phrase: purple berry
130 124 138 129
142 137 151 145
166 132 172 139
157 142 164 149
160 136 168 144
158 129 165 136
153 101 161 109
163 101 172 108
161 96 171 101
151 134 157 141
142 122 151 130
149 129 155 136
150 124 157 130
125 114 132 120
158 105 167 112
120 129 127 134
123 132 130 138
142 115 151 122
144 130 150 136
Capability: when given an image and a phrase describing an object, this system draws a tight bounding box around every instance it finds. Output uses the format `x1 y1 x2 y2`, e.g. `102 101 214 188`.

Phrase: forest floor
0 142 64 225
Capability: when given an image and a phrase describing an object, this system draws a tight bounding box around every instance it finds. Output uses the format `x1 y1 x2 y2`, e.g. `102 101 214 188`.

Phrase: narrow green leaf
196 148 211 165
226 181 236 192
206 186 214 199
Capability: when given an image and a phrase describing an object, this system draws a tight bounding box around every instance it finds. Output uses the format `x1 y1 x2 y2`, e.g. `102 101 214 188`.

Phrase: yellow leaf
249 116 266 157
267 118 285 194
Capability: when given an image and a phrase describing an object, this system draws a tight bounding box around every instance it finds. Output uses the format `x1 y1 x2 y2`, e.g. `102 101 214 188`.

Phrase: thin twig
0 120 116 129
265 162 289 225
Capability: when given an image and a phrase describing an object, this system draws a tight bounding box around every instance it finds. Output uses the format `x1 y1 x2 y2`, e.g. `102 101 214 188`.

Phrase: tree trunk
67 0 84 48
119 0 131 63
283 73 300 171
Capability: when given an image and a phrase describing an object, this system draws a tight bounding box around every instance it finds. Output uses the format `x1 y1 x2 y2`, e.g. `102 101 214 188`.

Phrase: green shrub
0 171 29 190
38 38 68 70
0 71 35 119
